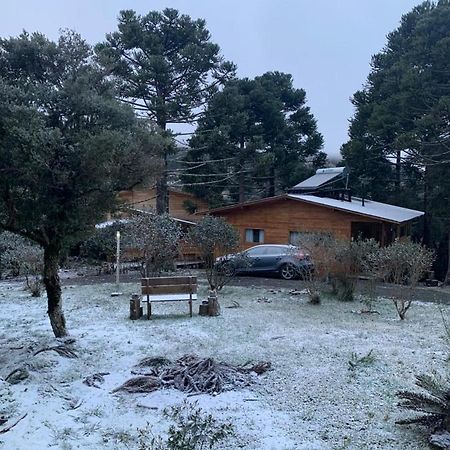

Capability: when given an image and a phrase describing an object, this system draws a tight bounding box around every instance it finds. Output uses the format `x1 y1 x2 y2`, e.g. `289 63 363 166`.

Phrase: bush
370 239 434 319
333 238 380 302
187 216 240 293
79 221 127 262
0 231 43 296
138 400 234 450
127 212 182 277
294 233 338 304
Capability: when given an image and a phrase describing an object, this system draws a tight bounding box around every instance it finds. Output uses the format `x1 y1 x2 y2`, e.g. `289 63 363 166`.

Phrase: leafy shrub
187 216 239 292
127 212 182 277
138 400 234 450
0 231 43 295
79 221 127 262
333 238 380 302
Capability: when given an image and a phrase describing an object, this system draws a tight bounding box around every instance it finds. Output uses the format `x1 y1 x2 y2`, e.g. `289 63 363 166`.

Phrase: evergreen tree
183 72 324 205
0 31 154 336
95 9 235 213
341 0 450 276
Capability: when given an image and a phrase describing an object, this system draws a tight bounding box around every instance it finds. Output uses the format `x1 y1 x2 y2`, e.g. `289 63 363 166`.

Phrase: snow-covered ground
0 278 448 450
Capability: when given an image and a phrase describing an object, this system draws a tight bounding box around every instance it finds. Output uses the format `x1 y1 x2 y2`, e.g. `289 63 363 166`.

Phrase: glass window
264 246 284 255
245 228 265 243
246 246 267 256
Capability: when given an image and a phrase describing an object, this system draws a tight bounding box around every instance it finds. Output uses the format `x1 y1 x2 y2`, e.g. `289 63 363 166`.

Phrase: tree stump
130 294 141 320
207 291 220 316
199 301 209 316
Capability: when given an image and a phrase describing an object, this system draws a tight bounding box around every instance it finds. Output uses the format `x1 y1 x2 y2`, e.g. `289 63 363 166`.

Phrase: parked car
216 244 313 280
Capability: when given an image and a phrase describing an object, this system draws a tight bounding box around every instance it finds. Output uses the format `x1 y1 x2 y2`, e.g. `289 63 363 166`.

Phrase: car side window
264 246 284 256
246 247 267 257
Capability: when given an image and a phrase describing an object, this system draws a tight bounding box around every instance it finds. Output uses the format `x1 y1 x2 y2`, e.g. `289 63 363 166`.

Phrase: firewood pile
112 354 271 395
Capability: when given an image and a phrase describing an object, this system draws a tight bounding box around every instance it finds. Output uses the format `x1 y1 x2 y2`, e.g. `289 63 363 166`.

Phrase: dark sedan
216 244 313 280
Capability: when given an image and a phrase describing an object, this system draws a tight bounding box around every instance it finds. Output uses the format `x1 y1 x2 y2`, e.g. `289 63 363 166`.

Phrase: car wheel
279 263 296 280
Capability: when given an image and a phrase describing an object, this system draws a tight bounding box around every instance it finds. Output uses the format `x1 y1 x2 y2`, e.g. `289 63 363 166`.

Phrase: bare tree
370 239 434 319
186 216 240 315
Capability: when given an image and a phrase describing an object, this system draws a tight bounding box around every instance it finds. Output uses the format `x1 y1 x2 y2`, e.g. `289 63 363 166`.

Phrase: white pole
116 231 120 286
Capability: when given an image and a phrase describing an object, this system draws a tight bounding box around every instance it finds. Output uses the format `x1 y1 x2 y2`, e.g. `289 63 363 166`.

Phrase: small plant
348 349 376 371
333 238 380 302
138 400 234 450
370 239 434 320
293 232 338 304
397 373 450 448
0 231 44 295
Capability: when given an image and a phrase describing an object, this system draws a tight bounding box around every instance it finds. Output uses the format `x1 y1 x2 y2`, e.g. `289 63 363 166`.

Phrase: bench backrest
141 276 197 296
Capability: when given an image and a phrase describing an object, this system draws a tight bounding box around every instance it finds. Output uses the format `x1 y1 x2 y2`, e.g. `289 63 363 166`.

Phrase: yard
0 277 448 450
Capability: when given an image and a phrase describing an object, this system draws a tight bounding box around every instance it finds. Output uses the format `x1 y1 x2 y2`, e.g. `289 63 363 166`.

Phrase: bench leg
147 302 152 320
189 299 192 318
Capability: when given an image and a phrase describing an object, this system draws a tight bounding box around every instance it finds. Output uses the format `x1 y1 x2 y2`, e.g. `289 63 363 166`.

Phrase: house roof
208 194 424 224
288 194 424 224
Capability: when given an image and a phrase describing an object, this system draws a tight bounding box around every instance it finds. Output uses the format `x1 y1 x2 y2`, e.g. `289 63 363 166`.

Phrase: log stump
130 294 141 320
199 301 209 316
207 291 220 316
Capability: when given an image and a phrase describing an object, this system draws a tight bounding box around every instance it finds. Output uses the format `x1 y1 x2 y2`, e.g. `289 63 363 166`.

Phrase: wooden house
208 168 424 250
117 187 209 223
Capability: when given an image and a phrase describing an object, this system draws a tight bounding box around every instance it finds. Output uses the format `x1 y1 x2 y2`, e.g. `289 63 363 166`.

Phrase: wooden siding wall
118 188 209 222
214 198 381 250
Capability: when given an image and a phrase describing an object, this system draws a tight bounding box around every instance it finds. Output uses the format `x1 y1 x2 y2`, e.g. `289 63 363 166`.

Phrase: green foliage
80 222 127 262
127 212 182 276
183 73 324 205
0 231 43 295
341 0 450 276
397 373 450 438
333 238 381 302
348 349 376 371
138 401 234 450
96 8 235 213
187 216 239 290
0 30 155 336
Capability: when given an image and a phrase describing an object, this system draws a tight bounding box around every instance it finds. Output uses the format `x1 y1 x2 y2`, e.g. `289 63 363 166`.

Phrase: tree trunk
156 153 169 214
423 165 431 246
156 121 169 214
395 150 401 189
43 244 67 337
238 138 245 203
445 227 450 285
268 165 275 197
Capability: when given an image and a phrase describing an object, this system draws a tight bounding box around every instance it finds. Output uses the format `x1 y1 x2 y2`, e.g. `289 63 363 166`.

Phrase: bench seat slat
143 293 198 302
141 276 196 286
142 284 197 295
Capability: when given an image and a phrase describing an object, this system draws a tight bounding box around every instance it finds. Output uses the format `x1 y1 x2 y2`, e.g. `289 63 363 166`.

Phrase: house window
245 228 265 243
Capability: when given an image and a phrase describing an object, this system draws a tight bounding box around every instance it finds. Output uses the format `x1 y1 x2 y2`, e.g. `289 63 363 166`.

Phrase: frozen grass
0 278 449 449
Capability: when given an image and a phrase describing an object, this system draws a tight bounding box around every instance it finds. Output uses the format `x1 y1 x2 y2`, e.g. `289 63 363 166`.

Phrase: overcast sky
1 0 422 157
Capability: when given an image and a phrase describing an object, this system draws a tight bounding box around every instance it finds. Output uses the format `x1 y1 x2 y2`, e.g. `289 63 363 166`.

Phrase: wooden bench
141 276 197 319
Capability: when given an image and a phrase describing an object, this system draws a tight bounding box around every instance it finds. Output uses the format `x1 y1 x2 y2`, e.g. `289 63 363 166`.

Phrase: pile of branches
112 354 271 395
